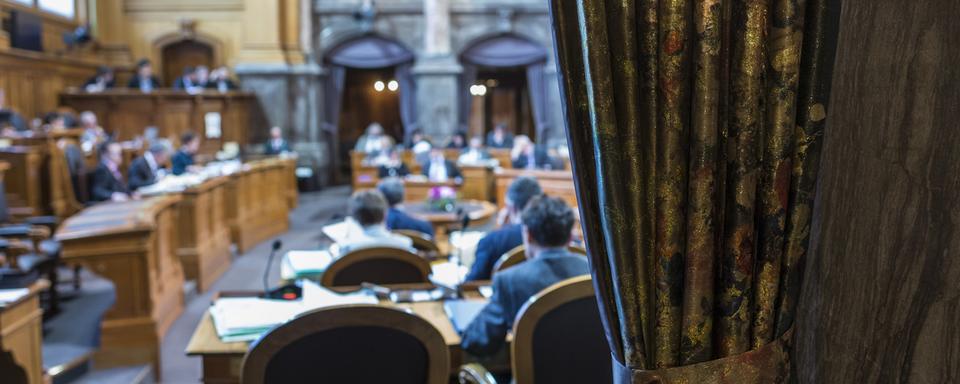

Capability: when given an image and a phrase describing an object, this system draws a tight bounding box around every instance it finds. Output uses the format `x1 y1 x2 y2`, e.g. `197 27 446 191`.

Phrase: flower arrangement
427 186 458 212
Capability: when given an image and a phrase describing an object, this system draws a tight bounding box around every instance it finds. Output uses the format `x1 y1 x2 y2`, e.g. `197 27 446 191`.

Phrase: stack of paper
280 250 335 280
430 262 469 289
449 231 486 268
209 281 377 343
322 219 364 244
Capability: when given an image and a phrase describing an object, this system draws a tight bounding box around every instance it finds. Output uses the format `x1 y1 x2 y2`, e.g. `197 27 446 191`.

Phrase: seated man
377 178 435 237
461 195 589 355
172 131 200 175
486 123 514 149
459 136 492 165
422 148 462 183
511 135 559 170
83 66 115 92
465 176 542 281
264 126 291 155
127 59 161 92
339 189 414 254
128 141 171 191
377 149 410 178
89 142 130 202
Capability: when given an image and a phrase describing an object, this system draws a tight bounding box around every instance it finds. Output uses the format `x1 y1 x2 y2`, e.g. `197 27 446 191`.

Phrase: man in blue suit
377 177 435 238
171 131 200 175
461 195 589 356
465 176 542 281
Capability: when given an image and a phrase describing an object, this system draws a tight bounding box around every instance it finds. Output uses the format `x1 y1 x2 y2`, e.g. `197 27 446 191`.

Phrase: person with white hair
79 111 107 150
354 122 394 154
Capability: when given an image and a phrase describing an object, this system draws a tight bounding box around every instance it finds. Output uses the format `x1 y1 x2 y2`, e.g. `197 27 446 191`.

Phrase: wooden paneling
59 90 260 152
0 50 100 121
494 168 577 209
795 1 960 382
171 176 232 292
0 145 47 213
226 158 291 253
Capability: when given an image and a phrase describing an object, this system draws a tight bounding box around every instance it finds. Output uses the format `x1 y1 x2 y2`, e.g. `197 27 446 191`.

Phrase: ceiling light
374 80 385 92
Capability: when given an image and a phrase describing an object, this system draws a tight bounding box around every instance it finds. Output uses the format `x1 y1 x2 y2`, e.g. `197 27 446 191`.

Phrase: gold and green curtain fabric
549 0 841 381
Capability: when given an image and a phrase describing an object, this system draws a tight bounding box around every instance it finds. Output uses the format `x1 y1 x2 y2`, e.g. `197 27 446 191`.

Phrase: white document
0 288 29 306
322 219 364 244
300 280 377 309
430 262 468 289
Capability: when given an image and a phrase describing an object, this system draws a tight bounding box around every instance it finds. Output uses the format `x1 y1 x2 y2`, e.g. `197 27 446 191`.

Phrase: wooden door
472 67 536 143
335 67 402 184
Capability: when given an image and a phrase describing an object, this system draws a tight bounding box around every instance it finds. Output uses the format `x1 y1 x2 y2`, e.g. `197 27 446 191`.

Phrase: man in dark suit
89 142 130 202
83 66 115 92
127 59 161 92
485 124 514 149
465 176 542 281
461 195 589 356
171 131 200 175
128 141 171 191
377 178 435 237
172 66 198 91
511 143 561 170
264 126 291 155
423 148 462 182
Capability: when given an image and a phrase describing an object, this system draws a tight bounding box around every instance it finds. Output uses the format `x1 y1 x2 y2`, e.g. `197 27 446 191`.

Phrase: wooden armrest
458 363 499 384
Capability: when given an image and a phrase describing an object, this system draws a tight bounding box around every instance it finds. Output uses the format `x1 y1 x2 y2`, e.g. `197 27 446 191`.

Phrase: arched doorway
321 33 416 184
161 40 214 86
459 33 549 144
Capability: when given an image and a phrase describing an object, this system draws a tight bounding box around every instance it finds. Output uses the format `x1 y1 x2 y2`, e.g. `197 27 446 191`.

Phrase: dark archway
321 33 416 185
458 33 549 143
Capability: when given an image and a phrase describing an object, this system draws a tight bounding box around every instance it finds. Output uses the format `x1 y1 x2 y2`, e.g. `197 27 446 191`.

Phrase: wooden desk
226 159 291 253
0 145 48 214
175 177 233 292
186 299 470 384
59 90 260 154
460 165 494 202
495 168 578 209
55 197 184 379
403 179 462 203
0 281 47 384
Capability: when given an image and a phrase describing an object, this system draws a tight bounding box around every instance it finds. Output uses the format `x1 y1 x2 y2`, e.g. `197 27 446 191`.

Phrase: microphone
262 240 283 295
457 208 471 232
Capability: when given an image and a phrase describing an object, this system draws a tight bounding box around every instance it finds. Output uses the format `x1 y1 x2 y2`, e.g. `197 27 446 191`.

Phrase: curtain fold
524 64 549 142
321 65 346 134
395 63 418 142
549 0 842 381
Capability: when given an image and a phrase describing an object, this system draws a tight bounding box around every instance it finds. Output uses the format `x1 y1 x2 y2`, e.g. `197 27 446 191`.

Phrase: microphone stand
261 240 283 297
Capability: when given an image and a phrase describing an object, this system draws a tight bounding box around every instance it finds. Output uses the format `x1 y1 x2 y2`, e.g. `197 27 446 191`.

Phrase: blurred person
511 135 556 170
458 136 492 165
194 66 210 86
43 112 67 131
377 148 410 178
461 195 588 356
128 59 161 92
79 111 108 149
423 147 462 183
83 66 115 92
264 126 291 155
354 122 393 154
128 141 171 191
0 89 27 132
486 123 514 149
172 66 199 91
171 131 201 175
466 176 542 281
206 66 238 91
339 189 414 253
447 131 467 149
89 141 130 202
377 178 434 237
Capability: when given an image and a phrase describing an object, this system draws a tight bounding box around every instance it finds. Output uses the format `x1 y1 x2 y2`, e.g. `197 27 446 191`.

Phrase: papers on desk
280 250 335 280
449 231 485 269
0 288 29 307
210 281 377 343
430 262 468 290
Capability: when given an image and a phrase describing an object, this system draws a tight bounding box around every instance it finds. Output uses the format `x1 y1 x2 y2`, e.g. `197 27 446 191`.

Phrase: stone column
415 0 460 142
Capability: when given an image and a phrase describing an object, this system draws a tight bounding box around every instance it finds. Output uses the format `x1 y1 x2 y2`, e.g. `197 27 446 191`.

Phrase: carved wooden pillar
549 0 842 382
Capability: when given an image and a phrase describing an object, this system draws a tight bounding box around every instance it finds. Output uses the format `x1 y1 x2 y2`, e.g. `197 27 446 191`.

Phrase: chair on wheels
320 246 432 289
491 245 587 277
458 275 612 384
241 305 450 384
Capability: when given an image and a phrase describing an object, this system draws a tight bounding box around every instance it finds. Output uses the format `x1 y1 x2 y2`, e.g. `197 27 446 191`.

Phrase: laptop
444 300 488 333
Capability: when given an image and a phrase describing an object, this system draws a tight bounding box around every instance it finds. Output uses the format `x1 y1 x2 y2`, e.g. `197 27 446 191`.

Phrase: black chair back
512 275 612 384
241 305 450 384
321 246 431 288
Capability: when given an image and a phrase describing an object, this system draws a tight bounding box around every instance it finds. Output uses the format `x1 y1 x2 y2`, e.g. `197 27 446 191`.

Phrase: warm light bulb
476 84 487 96
374 80 385 92
387 80 399 91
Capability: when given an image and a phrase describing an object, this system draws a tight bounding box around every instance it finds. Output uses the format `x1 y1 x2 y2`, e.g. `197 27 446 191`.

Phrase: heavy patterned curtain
549 0 841 382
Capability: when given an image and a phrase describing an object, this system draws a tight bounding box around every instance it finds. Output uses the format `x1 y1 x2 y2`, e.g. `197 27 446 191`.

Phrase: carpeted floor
159 187 351 383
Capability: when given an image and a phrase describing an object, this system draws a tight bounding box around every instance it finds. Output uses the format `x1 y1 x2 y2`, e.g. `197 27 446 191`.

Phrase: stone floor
158 187 351 383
